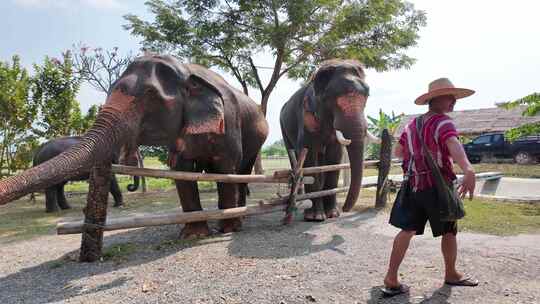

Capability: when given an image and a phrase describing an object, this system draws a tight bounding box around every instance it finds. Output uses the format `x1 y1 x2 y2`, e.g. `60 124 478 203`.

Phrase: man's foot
445 275 479 287
381 284 410 297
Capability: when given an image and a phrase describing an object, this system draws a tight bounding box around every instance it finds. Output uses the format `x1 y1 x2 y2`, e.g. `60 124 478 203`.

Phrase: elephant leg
303 150 326 222
217 182 242 233
110 174 124 207
322 144 343 218
56 183 71 210
45 186 59 213
175 159 209 239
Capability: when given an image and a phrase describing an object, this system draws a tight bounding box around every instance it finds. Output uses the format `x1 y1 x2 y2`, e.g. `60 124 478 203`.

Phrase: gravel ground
1 207 539 304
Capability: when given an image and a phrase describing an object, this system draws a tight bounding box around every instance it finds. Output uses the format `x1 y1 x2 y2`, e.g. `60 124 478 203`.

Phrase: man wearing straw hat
381 78 479 296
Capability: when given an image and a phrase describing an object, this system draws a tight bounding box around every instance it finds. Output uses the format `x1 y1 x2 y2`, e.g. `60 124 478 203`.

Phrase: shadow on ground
0 203 381 303
366 285 452 304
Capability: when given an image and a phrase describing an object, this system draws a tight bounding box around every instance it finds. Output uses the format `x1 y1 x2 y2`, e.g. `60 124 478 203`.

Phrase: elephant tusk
366 131 381 144
336 130 352 146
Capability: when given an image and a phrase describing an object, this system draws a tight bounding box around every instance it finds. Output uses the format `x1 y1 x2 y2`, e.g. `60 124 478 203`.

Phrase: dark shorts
389 187 457 237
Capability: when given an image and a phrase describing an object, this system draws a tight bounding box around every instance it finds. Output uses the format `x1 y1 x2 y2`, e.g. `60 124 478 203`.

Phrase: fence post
376 129 392 208
79 161 111 262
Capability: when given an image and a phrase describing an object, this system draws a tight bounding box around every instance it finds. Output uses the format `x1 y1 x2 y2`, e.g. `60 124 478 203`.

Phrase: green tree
32 52 83 139
261 139 287 157
0 56 40 176
124 0 426 116
366 109 403 159
502 93 540 141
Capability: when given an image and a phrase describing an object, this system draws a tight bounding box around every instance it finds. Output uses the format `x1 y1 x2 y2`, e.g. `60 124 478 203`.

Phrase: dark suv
463 133 540 164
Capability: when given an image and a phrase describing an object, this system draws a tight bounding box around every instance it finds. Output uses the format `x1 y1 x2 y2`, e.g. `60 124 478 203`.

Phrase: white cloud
12 0 124 10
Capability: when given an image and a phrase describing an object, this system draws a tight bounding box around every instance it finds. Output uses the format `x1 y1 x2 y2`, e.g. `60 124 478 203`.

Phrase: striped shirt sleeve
435 118 458 147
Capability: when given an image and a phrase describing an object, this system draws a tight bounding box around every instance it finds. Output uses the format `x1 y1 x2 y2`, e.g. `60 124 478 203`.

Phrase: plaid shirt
398 114 458 191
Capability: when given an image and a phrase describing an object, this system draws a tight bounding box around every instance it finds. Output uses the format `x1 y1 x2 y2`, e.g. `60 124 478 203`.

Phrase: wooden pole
79 161 111 262
376 129 392 208
58 186 358 235
284 148 308 224
111 164 314 184
272 159 400 179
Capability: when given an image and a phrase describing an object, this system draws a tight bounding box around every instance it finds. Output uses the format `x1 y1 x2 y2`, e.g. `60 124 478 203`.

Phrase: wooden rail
111 164 314 184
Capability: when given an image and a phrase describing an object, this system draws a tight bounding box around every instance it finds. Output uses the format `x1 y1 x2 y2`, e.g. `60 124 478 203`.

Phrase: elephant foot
325 207 340 219
219 218 242 233
304 208 326 222
179 222 210 240
113 202 124 208
59 204 72 210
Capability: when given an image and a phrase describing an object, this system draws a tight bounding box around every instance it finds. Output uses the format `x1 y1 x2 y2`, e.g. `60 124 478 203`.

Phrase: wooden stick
272 159 402 179
57 185 374 235
111 164 314 184
284 148 308 223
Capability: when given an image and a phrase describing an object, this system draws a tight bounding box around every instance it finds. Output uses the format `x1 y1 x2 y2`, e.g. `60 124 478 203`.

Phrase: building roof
395 105 540 137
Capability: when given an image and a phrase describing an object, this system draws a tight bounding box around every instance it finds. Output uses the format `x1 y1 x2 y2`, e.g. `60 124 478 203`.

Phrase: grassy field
1 182 539 244
1 157 540 244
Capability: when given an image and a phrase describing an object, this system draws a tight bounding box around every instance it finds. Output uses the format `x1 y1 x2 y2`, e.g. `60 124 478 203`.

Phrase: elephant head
309 59 370 212
0 55 229 205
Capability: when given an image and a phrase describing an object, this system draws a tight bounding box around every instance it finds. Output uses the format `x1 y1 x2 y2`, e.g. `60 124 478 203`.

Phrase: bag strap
415 115 449 185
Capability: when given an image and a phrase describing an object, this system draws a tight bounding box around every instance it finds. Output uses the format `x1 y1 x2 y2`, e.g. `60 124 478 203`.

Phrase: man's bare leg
384 230 416 287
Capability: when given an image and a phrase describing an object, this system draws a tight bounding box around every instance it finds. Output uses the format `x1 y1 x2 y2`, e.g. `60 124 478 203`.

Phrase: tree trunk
79 161 111 262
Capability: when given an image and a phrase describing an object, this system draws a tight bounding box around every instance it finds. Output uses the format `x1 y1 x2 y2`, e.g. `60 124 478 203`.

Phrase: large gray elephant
280 59 373 221
32 136 141 212
0 55 268 239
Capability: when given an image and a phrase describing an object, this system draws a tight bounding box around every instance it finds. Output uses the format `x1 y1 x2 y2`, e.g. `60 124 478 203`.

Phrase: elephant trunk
337 114 366 212
127 176 140 192
0 108 134 205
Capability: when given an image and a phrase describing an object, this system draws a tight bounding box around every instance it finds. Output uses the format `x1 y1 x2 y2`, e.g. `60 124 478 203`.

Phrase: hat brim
415 88 475 105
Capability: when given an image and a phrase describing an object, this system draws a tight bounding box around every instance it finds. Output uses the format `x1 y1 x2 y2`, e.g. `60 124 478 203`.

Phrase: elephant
32 136 140 212
0 55 268 239
280 59 375 221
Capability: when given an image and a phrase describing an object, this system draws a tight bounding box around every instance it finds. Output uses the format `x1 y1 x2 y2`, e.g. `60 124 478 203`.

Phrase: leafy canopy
502 93 540 141
0 56 40 175
124 0 426 112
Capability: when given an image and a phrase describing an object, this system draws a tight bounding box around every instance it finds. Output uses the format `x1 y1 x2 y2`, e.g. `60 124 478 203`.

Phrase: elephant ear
183 74 226 135
311 65 336 96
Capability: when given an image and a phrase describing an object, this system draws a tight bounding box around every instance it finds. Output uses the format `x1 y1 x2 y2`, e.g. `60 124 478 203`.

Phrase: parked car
463 133 540 164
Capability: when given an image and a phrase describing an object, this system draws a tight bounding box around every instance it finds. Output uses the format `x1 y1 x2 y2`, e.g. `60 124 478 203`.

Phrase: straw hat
415 78 475 105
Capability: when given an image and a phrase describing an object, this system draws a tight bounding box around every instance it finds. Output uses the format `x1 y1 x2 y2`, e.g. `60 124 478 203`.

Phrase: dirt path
1 208 539 304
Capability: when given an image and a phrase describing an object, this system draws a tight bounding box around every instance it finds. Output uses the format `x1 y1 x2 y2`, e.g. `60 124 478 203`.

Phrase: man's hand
446 137 476 200
458 169 475 200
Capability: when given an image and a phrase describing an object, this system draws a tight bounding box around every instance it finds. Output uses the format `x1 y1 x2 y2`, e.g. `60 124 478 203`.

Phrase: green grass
2 157 540 244
460 199 540 235
454 163 540 178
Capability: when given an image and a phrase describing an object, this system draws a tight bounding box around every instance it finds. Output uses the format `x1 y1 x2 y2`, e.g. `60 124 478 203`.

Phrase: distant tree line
0 46 133 177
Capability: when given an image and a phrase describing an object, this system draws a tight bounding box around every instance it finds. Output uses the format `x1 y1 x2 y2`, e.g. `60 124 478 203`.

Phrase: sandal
381 284 410 297
445 275 479 287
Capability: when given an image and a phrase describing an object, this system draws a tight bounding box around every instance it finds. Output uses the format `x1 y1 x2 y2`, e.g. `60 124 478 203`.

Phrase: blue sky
2 0 540 146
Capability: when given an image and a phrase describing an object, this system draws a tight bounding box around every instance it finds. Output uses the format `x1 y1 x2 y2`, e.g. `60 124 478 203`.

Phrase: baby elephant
32 136 130 212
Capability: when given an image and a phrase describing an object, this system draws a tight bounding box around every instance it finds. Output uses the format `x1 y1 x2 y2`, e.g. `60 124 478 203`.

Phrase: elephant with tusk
0 55 268 239
280 59 373 221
